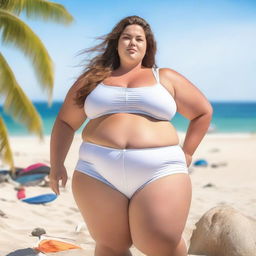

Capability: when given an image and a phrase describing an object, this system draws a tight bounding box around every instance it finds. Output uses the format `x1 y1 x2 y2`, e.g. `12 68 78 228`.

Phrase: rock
31 227 46 237
0 209 7 218
211 162 228 168
203 183 215 188
189 205 256 256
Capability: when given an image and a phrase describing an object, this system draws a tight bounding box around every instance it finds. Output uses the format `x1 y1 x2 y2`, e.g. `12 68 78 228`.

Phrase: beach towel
1 163 50 185
193 159 208 166
17 163 50 176
21 193 57 204
35 238 81 253
17 187 58 204
14 173 47 185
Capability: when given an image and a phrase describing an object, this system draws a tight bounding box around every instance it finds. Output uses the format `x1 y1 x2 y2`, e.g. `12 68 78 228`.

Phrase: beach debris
209 148 220 153
1 163 50 186
21 193 57 204
193 159 208 167
210 162 228 168
203 183 215 188
16 163 50 177
0 164 50 188
75 222 86 232
0 209 8 218
39 180 50 187
17 186 26 199
188 168 194 174
0 167 23 177
14 173 48 186
38 175 50 187
189 205 256 256
35 238 81 253
16 187 58 204
5 248 40 256
31 227 46 237
0 170 10 183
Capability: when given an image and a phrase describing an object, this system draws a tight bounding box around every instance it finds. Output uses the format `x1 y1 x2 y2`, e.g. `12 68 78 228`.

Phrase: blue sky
1 0 256 102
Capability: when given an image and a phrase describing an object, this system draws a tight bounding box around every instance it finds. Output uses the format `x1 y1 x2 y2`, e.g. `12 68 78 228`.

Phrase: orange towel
35 239 81 253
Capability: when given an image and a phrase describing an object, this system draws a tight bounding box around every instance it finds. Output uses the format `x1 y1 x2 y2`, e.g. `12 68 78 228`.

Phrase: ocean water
0 101 256 136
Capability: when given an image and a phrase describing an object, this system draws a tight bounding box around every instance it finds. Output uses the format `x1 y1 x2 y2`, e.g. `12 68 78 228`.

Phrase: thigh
72 171 132 249
129 173 192 247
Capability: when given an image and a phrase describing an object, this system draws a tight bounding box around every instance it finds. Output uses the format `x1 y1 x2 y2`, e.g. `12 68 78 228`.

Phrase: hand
184 152 192 167
49 165 68 195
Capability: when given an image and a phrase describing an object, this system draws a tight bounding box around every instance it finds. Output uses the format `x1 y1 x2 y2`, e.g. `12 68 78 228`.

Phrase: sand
0 132 256 255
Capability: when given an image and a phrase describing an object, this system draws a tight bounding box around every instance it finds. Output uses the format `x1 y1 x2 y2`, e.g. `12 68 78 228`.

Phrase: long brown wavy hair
73 15 158 107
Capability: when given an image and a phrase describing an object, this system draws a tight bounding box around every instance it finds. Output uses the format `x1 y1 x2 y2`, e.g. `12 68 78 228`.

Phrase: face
117 24 147 65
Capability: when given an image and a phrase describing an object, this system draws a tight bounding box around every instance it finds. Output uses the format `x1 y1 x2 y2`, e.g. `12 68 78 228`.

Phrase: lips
127 48 136 52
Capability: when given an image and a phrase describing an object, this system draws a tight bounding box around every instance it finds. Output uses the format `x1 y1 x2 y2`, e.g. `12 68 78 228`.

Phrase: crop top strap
152 66 160 83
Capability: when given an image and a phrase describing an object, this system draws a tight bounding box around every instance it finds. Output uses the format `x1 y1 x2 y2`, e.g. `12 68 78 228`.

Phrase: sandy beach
1 132 256 255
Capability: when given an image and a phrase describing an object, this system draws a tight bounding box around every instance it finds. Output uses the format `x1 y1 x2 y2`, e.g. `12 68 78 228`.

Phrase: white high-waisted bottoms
75 141 189 199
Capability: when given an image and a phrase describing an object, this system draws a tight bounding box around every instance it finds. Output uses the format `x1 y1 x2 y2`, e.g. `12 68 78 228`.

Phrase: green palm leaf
0 52 43 139
0 116 14 172
0 0 73 24
0 9 54 103
0 0 74 171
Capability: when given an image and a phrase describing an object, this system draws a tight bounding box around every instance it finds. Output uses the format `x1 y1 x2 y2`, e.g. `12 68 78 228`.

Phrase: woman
50 15 213 256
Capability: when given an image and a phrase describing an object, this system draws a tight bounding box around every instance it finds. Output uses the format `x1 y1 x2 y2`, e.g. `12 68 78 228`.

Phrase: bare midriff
82 113 179 149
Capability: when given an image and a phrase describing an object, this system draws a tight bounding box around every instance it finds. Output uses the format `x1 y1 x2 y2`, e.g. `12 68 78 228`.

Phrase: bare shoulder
158 68 177 97
159 67 178 77
159 67 189 88
159 67 213 120
159 67 203 97
158 67 194 98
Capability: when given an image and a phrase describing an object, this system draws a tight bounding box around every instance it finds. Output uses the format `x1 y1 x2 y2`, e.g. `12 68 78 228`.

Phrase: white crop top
84 67 177 121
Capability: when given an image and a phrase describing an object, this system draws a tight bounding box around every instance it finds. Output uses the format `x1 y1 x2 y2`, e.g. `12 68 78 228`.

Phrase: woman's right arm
49 84 87 195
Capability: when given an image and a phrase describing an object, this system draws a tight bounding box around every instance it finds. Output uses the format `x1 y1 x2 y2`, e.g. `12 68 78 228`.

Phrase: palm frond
0 0 73 24
0 52 44 139
0 116 15 173
0 9 54 103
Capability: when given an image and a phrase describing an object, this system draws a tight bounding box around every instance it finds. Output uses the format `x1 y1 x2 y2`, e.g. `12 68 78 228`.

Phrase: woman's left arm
161 68 213 165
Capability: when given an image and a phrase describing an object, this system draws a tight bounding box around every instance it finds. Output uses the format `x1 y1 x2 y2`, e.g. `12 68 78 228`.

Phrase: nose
129 38 136 46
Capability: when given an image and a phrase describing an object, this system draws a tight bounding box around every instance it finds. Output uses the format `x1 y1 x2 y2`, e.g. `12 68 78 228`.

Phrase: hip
76 140 188 174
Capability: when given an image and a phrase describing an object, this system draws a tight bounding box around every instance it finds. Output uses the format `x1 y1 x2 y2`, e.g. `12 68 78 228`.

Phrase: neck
117 62 143 74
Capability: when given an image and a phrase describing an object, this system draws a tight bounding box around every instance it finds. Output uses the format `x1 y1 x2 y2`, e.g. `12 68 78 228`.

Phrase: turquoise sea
0 101 256 136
